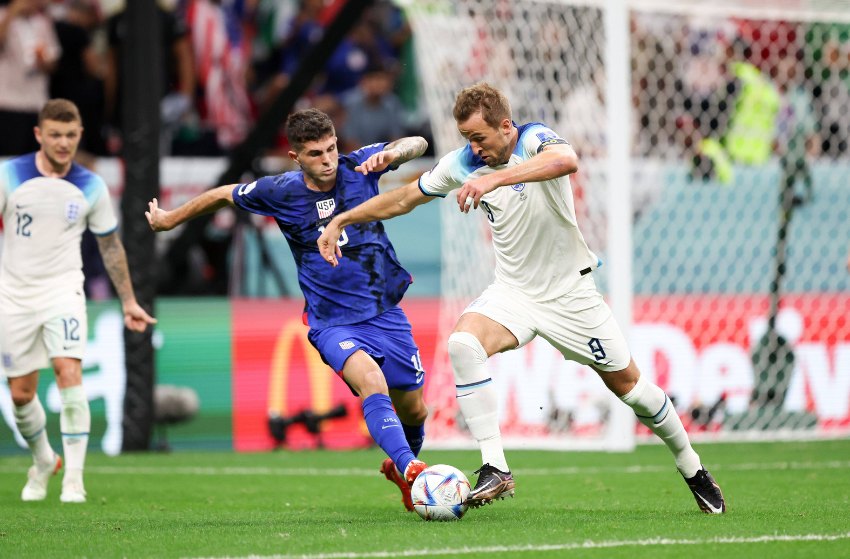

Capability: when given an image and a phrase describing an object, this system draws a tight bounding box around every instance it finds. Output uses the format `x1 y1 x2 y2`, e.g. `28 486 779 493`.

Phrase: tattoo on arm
386 136 428 168
95 232 136 304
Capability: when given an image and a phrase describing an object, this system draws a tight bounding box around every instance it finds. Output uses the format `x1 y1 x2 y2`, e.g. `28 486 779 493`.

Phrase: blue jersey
232 143 413 329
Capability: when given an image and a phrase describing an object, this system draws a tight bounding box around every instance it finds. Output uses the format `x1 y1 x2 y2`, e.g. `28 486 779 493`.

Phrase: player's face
291 135 339 188
457 111 513 166
34 119 83 171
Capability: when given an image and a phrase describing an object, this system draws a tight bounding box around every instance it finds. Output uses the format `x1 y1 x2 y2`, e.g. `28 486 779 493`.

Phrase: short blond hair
38 99 82 125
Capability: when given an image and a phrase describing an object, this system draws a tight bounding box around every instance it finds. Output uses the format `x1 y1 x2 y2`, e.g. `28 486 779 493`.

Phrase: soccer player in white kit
318 83 725 514
0 99 156 503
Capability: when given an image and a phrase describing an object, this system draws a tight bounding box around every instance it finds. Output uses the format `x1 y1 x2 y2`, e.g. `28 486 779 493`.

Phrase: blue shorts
307 306 425 392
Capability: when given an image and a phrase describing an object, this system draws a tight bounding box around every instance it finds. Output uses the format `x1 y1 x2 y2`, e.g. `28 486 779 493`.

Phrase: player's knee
447 332 488 383
353 368 389 398
598 359 640 397
53 360 82 386
10 388 36 407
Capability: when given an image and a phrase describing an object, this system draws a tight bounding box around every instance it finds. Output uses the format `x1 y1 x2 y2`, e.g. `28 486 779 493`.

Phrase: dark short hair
285 108 335 150
453 83 512 128
38 99 82 125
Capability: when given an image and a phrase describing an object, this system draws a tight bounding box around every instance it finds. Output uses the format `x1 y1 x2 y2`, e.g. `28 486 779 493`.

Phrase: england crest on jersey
316 199 336 219
65 200 81 223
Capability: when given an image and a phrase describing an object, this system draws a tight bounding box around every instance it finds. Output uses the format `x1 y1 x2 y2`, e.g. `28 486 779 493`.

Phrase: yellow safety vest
725 62 780 165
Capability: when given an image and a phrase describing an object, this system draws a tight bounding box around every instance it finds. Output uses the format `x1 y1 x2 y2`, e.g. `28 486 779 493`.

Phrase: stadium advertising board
2 295 846 455
424 294 850 445
230 299 441 451
231 300 370 451
0 300 232 455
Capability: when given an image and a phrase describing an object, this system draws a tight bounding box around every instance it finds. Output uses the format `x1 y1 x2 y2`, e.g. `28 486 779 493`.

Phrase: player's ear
287 150 299 163
500 118 512 135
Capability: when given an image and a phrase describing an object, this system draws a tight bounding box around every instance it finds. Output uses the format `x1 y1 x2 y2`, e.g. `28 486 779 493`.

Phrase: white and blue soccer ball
410 464 471 521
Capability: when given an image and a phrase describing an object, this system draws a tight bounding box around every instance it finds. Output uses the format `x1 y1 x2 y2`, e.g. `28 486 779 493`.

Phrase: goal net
402 0 850 448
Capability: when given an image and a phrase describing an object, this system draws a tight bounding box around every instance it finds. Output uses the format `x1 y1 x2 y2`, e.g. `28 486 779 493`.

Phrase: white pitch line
186 532 850 559
0 460 848 477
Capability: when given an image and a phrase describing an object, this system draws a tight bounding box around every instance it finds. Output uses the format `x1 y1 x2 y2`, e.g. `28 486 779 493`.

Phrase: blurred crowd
629 15 850 183
0 0 430 159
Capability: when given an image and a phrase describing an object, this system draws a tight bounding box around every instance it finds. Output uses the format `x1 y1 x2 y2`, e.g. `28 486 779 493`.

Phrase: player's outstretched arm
318 181 432 266
145 185 236 232
354 136 428 175
95 232 157 332
456 143 579 212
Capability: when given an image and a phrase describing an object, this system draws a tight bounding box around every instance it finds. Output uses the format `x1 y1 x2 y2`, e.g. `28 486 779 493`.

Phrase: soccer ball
410 464 471 521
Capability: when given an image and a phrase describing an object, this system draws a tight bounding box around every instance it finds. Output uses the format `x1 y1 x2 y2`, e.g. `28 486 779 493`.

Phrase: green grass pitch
1 439 849 559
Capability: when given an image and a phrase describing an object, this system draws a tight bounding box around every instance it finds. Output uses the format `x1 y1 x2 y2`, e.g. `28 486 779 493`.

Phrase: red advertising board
231 299 441 451
232 294 850 451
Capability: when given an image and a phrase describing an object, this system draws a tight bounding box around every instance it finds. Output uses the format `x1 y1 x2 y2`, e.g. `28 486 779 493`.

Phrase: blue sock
402 422 425 457
362 394 415 474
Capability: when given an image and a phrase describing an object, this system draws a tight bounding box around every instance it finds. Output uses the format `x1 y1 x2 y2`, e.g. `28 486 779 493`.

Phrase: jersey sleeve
87 177 119 235
521 124 570 156
417 148 465 198
231 176 278 217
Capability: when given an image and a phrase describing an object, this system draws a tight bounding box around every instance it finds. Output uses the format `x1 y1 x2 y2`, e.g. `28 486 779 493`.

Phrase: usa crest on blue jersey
316 199 335 219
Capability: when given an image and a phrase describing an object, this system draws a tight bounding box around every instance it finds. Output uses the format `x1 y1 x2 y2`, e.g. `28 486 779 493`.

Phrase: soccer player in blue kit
146 108 429 511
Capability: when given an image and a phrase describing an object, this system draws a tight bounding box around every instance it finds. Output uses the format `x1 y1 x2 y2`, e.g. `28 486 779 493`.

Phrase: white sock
13 397 55 466
60 385 90 476
448 332 509 472
619 375 701 478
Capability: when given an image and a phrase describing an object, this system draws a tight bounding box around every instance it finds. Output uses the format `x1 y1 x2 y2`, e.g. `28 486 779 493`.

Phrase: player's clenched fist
354 148 399 175
317 221 343 266
145 198 172 232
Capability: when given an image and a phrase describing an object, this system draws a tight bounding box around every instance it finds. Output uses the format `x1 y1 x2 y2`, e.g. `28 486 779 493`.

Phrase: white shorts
0 292 88 378
462 275 631 372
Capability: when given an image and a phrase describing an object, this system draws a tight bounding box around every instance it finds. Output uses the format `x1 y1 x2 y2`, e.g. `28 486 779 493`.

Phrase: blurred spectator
721 58 780 167
339 63 405 152
631 13 685 158
180 0 253 155
0 0 61 156
105 2 195 155
562 66 607 158
774 50 818 201
321 12 396 99
680 34 781 184
50 0 108 156
677 28 738 182
259 0 323 110
262 2 399 107
811 37 850 158
250 0 296 77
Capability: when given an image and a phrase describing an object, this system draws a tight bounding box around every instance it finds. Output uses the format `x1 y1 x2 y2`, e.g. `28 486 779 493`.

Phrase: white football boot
21 454 62 502
60 475 87 504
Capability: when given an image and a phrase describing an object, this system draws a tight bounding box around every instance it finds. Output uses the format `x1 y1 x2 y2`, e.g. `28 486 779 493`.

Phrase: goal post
401 0 850 449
